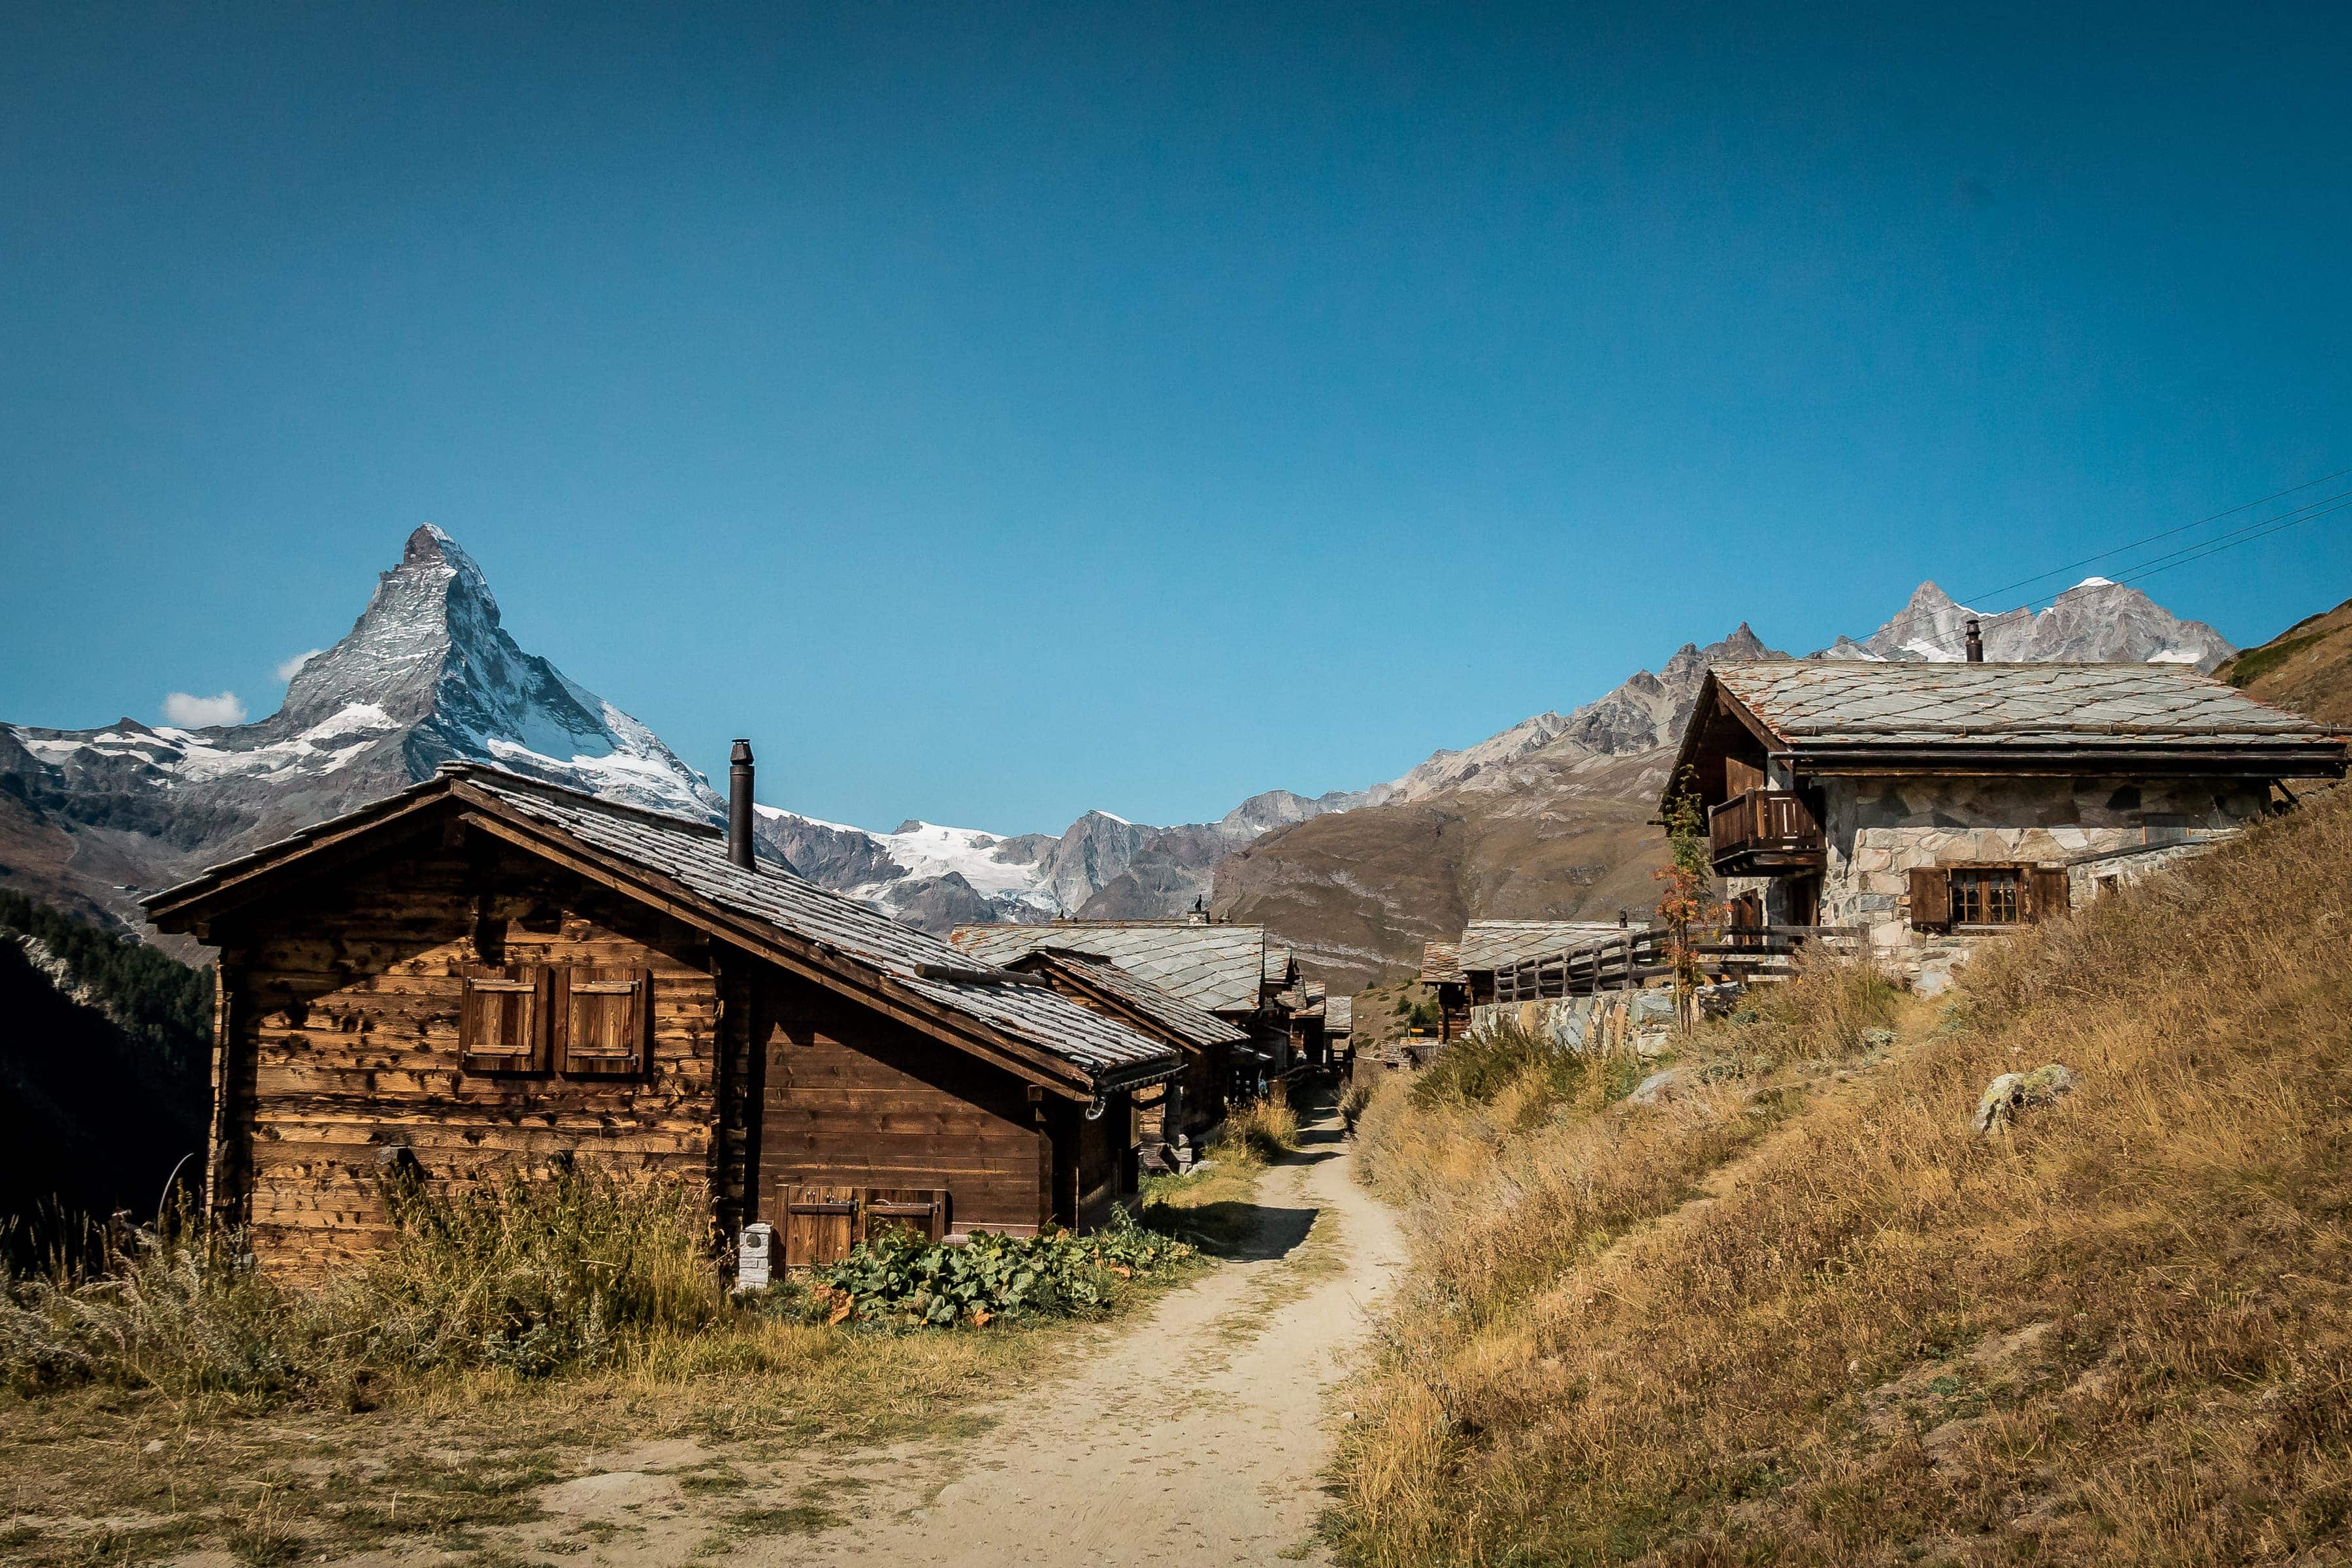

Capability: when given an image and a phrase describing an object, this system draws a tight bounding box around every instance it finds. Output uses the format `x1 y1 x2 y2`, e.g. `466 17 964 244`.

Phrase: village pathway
470 1109 1407 1568
777 1110 1405 1566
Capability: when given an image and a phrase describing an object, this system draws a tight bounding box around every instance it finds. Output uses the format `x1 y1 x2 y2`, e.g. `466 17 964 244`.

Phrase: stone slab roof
1324 995 1352 1036
1420 941 1463 985
1711 661 2345 759
1012 947 1250 1051
146 766 1180 1090
950 921 1268 1015
1458 920 1631 973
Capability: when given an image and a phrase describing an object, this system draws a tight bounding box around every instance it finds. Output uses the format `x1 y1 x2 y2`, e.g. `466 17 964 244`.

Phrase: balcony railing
1708 788 1826 874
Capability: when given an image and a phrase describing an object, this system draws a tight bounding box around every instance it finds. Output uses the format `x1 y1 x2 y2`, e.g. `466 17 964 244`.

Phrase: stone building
1667 657 2346 991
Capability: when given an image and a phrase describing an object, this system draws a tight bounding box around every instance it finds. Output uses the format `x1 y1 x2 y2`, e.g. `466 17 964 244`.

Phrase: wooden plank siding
755 971 1051 1239
213 836 727 1273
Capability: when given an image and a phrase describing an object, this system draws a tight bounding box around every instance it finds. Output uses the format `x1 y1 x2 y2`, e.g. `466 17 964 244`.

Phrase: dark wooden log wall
213 837 727 1273
755 969 1049 1239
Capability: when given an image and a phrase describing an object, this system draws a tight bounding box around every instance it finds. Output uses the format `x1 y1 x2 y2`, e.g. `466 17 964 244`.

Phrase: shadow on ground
1156 1201 1322 1262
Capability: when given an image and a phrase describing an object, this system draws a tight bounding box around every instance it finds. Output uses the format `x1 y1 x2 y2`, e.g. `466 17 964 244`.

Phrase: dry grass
1225 1082 1303 1162
1333 789 2352 1567
0 1164 1209 1563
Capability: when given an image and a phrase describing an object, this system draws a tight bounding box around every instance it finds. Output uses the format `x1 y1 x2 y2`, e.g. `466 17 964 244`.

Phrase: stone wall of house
1468 984 1679 1058
1817 774 2265 990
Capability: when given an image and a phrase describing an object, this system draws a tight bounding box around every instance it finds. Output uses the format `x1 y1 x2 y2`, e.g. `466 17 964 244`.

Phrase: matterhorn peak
259 527 715 817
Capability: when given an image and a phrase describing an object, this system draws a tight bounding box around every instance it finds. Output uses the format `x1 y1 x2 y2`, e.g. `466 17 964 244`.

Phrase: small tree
1654 766 1724 1030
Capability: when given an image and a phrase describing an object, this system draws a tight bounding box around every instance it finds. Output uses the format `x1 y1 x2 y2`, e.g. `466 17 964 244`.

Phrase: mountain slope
1336 774 2352 1567
1215 629 1781 987
0 893 212 1249
2213 594 2352 726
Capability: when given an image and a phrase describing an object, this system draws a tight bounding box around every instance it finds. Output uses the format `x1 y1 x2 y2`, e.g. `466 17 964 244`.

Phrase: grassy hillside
2215 595 2352 727
1335 784 2352 1566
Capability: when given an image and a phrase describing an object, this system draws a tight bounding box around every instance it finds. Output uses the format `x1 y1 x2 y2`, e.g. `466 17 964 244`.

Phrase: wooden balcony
1708 788 1826 875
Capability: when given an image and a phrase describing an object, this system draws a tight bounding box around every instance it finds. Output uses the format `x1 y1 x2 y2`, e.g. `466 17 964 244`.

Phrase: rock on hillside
2213 595 2352 727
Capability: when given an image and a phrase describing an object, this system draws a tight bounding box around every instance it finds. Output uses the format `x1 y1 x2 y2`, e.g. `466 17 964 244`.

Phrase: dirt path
478 1112 1405 1568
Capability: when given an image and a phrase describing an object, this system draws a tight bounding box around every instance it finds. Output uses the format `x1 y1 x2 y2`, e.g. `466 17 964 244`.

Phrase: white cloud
161 691 248 727
276 649 324 682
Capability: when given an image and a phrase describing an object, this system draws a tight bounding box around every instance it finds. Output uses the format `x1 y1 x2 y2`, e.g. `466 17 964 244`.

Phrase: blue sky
3 3 2349 835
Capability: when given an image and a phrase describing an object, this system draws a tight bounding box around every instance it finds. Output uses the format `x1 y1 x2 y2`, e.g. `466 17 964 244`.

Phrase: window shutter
1908 866 1951 930
2027 867 2071 923
561 965 648 1076
461 964 548 1072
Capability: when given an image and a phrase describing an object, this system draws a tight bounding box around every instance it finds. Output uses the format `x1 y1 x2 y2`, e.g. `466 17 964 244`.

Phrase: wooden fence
1490 924 1862 1004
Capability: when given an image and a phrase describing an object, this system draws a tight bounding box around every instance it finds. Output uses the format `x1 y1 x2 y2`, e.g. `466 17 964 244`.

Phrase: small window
1950 866 2021 925
1911 864 2071 930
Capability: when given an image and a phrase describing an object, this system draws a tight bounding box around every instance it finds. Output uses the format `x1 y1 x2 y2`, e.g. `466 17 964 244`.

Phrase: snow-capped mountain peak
1818 577 2234 669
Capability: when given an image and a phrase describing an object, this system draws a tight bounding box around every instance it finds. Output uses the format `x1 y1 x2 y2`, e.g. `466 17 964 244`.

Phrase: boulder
1974 1064 2074 1133
1627 1067 1688 1106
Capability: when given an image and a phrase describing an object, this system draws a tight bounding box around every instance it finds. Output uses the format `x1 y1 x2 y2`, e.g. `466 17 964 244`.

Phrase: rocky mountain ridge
0 529 2240 953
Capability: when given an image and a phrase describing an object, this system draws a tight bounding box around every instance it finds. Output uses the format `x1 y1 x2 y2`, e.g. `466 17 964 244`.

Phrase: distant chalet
144 760 1181 1274
1671 660 2348 990
948 919 1322 1156
1420 921 1629 1040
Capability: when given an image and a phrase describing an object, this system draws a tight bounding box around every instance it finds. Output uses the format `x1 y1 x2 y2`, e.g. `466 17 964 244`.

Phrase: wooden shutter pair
459 964 649 1075
1908 866 2070 930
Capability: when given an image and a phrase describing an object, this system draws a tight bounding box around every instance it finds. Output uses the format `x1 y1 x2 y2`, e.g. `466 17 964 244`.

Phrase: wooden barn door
780 1186 948 1266
862 1190 948 1245
782 1185 858 1267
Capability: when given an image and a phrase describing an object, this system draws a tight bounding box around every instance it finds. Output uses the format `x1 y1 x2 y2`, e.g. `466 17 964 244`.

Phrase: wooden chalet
1669 658 2349 990
1454 921 1628 1009
142 755 1182 1274
993 946 1250 1177
1322 994 1352 1071
949 918 1296 1152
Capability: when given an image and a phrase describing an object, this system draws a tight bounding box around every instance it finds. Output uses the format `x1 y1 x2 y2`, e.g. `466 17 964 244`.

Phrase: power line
1961 465 2352 606
2104 497 2351 593
2012 487 2352 610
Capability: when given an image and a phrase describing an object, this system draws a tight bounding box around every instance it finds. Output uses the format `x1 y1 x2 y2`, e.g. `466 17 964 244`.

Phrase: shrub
806 1209 1193 1330
1409 1020 1567 1109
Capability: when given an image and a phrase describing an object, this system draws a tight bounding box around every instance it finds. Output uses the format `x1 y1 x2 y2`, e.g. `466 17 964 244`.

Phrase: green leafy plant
806 1208 1193 1330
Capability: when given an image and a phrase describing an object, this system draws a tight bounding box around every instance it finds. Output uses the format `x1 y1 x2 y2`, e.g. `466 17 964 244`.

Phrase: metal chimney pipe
1963 617 1984 663
728 740 755 869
